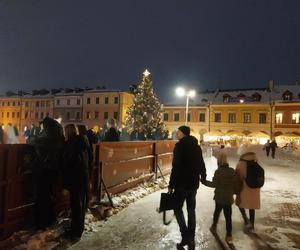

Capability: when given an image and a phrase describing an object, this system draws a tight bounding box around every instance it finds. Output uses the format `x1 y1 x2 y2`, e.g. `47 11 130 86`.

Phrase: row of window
85 111 119 120
163 112 268 124
0 110 119 121
1 111 51 120
0 101 21 107
1 111 20 119
27 100 51 108
163 113 206 122
276 113 300 124
56 99 81 106
24 111 50 120
222 91 299 103
0 101 51 107
0 97 119 107
214 113 267 123
168 112 296 124
86 96 119 105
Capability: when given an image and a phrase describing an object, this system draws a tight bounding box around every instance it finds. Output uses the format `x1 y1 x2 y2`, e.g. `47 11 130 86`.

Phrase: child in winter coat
204 153 239 245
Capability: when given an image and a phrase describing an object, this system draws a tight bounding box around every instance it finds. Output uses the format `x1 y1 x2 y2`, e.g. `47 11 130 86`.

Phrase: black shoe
62 230 81 241
210 224 217 234
176 238 189 249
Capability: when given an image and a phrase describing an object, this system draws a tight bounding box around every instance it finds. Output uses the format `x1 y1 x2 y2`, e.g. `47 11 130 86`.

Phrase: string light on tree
125 69 168 139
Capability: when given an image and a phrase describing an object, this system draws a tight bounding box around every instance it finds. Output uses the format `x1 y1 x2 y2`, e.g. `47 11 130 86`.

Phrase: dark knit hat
178 125 190 136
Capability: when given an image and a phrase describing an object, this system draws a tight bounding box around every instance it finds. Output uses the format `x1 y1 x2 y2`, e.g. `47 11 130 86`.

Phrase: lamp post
175 87 196 125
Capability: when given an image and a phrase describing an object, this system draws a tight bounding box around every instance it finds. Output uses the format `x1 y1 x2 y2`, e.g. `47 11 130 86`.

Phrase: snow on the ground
0 176 169 250
1 143 300 250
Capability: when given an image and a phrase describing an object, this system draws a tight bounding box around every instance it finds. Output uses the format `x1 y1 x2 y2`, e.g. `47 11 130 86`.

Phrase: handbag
159 192 177 212
158 192 177 225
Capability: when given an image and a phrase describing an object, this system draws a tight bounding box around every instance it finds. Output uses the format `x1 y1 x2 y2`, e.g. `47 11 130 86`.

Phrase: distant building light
240 99 244 103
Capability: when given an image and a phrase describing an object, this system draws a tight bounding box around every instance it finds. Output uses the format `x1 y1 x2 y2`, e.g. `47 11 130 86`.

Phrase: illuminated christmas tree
125 70 167 139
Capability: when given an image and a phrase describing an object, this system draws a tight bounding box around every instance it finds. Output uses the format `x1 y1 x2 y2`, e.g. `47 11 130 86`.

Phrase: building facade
0 89 134 132
20 95 53 129
53 93 83 124
163 83 300 144
82 90 133 129
0 96 22 127
1 82 299 144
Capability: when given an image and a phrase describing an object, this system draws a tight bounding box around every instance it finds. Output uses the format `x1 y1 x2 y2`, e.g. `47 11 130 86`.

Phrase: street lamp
175 87 196 125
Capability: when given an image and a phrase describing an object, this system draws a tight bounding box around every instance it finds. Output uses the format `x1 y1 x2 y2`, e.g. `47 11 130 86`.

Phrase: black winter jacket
103 127 120 142
169 136 206 190
63 135 89 190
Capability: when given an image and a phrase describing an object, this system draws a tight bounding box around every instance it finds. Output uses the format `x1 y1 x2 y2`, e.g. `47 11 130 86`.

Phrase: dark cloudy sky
0 0 299 101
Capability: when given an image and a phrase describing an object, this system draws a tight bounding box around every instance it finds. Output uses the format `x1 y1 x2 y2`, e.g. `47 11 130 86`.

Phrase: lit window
282 90 293 101
292 113 300 124
276 113 283 124
243 113 251 123
163 113 169 121
228 113 236 123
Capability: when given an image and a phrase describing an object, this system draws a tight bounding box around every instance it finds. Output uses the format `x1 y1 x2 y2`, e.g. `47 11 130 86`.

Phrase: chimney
268 80 274 91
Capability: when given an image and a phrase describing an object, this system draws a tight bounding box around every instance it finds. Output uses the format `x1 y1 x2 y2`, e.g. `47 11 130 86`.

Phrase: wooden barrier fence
0 140 176 240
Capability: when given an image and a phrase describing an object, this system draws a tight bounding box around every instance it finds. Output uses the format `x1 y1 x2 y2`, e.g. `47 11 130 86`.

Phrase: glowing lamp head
239 99 244 103
176 87 186 97
188 90 196 98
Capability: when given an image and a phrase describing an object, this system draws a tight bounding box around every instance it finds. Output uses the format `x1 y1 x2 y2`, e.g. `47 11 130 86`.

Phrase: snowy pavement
2 145 300 250
66 145 300 250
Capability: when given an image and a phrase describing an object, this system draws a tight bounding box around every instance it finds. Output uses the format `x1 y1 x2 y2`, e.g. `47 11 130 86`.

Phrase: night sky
0 0 299 101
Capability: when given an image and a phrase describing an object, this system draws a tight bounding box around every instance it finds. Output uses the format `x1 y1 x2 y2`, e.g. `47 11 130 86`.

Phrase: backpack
244 160 265 188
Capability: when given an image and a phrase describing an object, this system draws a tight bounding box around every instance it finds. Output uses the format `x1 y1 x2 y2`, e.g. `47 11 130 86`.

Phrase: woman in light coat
235 152 261 230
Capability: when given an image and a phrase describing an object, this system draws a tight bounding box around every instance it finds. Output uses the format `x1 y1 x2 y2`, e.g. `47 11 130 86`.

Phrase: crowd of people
2 117 167 240
27 117 97 239
1 120 267 246
0 118 170 146
169 125 263 249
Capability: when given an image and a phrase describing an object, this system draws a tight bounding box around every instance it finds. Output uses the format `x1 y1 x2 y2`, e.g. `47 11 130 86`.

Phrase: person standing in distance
168 125 207 250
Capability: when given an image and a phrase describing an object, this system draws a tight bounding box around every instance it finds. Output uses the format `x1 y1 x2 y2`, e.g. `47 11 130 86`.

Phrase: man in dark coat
270 139 278 159
63 124 89 238
103 118 120 142
33 117 65 229
168 125 206 250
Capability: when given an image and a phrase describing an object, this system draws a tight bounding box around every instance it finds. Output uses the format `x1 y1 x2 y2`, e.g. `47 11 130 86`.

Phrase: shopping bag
158 192 177 212
158 192 176 225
